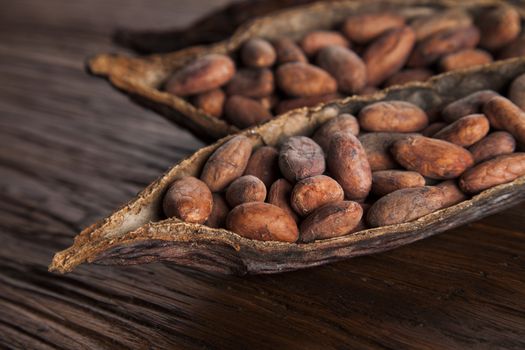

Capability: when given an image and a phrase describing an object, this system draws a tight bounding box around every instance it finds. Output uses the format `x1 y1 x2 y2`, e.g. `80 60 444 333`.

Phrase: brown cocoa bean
300 30 349 56
275 93 341 114
433 114 490 147
383 68 433 87
200 135 252 192
441 90 499 123
469 131 516 164
273 37 307 64
509 73 525 111
313 113 359 152
327 133 372 199
316 46 367 94
410 9 473 41
205 193 230 229
342 12 405 44
477 5 521 50
165 54 235 96
439 49 493 72
163 176 213 224
392 135 474 179
300 201 363 242
435 180 467 207
363 26 416 86
244 146 280 188
291 175 344 216
359 132 416 171
226 175 267 207
371 170 426 197
226 202 299 242
224 95 273 129
422 122 447 137
499 34 525 59
459 153 525 194
240 38 276 68
225 68 274 98
267 178 298 222
276 62 337 97
278 136 325 182
192 88 226 118
484 96 525 147
257 94 279 110
359 101 428 132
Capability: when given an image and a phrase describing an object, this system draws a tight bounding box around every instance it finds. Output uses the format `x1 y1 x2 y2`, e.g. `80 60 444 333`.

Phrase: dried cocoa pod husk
53 45 525 276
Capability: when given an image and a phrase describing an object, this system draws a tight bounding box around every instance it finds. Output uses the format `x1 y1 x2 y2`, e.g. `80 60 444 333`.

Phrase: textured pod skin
313 113 359 152
225 68 274 98
300 201 363 242
469 132 516 164
440 49 492 72
392 135 474 179
367 186 445 227
422 122 447 137
240 38 276 68
165 54 235 96
484 96 525 147
299 30 349 56
291 175 344 216
163 176 213 224
273 37 307 64
327 133 371 199
358 101 428 132
433 114 490 147
371 170 426 197
275 93 341 115
276 62 337 97
224 95 273 129
477 5 521 50
442 90 499 123
279 136 325 182
408 26 480 68
509 73 525 111
383 68 433 87
192 88 225 118
410 9 473 41
226 175 267 207
200 135 252 192
342 12 405 44
363 26 416 86
205 193 229 229
317 46 366 94
359 132 417 171
267 178 298 222
436 180 467 208
244 146 280 188
226 202 299 242
459 153 525 194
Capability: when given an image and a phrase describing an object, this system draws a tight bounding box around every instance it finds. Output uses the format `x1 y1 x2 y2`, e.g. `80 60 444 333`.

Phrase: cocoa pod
244 146 280 188
408 26 480 68
358 132 417 171
358 101 428 132
273 37 307 64
367 186 445 227
469 131 516 164
278 136 325 182
422 122 447 137
224 95 273 129
200 135 252 192
484 96 525 147
275 93 341 115
226 202 299 242
163 176 213 224
436 180 467 208
165 54 235 96
477 5 521 50
509 73 525 111
226 175 267 207
240 38 276 68
383 68 433 87
290 175 344 216
225 68 274 98
317 46 367 94
410 9 473 41
267 178 298 222
313 113 359 152
442 90 499 123
363 26 416 86
439 49 492 72
342 12 405 44
300 201 363 242
191 88 225 118
276 62 337 97
391 135 474 179
300 30 349 56
205 193 230 229
459 153 525 194
433 114 490 147
327 133 372 199
371 170 426 197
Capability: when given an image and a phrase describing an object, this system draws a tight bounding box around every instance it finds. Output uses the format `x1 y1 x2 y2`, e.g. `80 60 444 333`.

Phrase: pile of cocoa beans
161 72 525 243
164 5 524 129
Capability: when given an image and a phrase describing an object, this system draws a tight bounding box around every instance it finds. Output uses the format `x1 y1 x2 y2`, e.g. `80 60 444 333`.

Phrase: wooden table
1 1 524 348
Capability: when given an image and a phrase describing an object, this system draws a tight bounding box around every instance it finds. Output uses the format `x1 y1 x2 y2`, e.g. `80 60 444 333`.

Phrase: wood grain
0 1 524 349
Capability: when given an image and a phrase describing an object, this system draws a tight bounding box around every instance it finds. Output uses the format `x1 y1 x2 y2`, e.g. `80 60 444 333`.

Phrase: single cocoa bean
342 12 405 44
278 136 325 182
371 170 426 197
163 176 213 224
436 180 467 208
469 131 516 164
359 132 416 171
410 9 473 41
276 62 337 97
316 46 367 94
433 114 490 147
300 30 349 56
477 5 521 50
224 95 273 129
422 122 447 137
439 49 492 72
192 88 226 118
240 38 276 68
226 175 267 207
273 37 307 64
244 146 280 188
225 68 274 98
313 113 359 152
205 193 230 229
441 90 499 123
484 96 525 147
499 34 525 59
267 178 298 222
359 101 428 132
291 175 344 216
509 73 525 111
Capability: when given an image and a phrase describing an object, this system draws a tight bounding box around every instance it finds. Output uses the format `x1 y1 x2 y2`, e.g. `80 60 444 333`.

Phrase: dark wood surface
1 1 524 349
